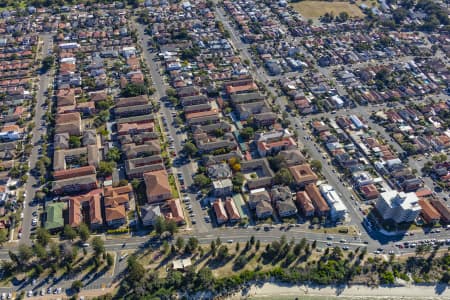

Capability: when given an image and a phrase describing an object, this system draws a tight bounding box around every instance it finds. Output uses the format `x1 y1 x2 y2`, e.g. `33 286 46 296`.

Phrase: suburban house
271 186 297 217
212 179 233 196
163 199 185 224
144 169 173 203
305 183 330 217
103 184 132 228
224 197 241 222
213 198 228 224
279 149 306 167
248 188 273 219
296 191 315 217
55 112 82 136
140 204 162 226
207 163 232 180
418 199 441 224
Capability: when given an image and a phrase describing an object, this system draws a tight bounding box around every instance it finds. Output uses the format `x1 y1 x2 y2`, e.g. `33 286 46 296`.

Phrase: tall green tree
63 225 77 241
78 223 90 242
36 228 51 246
92 237 105 257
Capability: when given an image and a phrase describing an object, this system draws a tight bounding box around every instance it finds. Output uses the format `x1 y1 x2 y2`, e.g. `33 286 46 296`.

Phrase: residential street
132 20 210 234
21 34 53 245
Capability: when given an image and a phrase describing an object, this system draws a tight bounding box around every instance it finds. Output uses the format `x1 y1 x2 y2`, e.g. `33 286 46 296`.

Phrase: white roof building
319 184 347 221
375 191 421 224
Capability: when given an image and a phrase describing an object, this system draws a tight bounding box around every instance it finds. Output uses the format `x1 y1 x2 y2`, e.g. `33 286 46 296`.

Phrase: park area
291 1 365 19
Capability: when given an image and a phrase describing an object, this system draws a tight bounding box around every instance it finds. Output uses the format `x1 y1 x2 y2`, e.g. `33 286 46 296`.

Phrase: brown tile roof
289 164 318 185
185 109 218 120
104 184 132 197
56 112 81 124
53 165 96 180
419 199 441 223
143 169 172 202
213 199 228 223
105 205 126 222
165 198 185 224
305 183 329 215
296 191 315 214
224 197 240 220
359 184 380 199
430 198 450 223
68 189 103 227
415 188 433 198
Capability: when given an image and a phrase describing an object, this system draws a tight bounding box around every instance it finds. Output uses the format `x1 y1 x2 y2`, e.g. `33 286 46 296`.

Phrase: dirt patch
290 1 365 19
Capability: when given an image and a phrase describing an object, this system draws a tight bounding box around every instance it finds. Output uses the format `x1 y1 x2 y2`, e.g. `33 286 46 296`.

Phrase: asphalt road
21 34 53 245
132 20 210 234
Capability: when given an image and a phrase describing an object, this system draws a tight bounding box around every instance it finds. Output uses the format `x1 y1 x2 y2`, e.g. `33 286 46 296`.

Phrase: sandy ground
229 282 450 299
290 1 364 19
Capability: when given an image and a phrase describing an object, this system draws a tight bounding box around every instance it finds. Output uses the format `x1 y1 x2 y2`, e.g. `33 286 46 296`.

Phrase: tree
97 161 116 177
231 172 245 193
127 255 145 283
154 216 166 235
217 245 229 260
78 223 90 242
338 11 349 22
163 240 170 254
176 237 185 252
50 242 61 260
380 271 395 284
182 142 198 157
255 240 261 251
193 174 211 188
268 155 286 172
121 83 147 97
92 237 105 257
33 243 47 260
18 244 33 263
63 224 77 241
69 135 81 148
210 240 216 255
250 236 255 246
240 127 254 141
310 160 322 172
71 280 83 293
274 168 294 185
392 8 408 24
36 228 51 246
166 219 178 235
106 147 121 162
106 253 114 267
41 55 54 72
186 237 199 253
0 229 8 246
